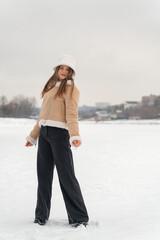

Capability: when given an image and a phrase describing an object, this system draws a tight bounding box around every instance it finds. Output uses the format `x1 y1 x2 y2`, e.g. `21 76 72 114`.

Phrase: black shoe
34 217 47 225
71 222 89 228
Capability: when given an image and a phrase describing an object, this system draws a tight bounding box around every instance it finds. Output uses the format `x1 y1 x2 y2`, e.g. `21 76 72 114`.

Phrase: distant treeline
1 94 160 120
0 95 38 118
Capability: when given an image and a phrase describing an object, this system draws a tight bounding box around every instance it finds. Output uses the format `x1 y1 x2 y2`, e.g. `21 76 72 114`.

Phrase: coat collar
55 79 72 87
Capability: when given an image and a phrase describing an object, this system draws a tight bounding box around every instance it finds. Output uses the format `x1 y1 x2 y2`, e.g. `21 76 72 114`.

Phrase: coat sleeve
65 85 82 147
25 119 41 145
26 96 45 145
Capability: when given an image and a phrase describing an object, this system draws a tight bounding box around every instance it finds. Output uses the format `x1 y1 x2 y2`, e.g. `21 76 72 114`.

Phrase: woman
25 55 89 227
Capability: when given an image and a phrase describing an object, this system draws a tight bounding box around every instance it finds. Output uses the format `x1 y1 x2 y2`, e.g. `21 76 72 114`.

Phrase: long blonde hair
41 66 75 99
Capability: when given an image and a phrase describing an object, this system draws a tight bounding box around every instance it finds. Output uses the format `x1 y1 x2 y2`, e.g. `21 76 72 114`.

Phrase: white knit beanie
53 55 76 74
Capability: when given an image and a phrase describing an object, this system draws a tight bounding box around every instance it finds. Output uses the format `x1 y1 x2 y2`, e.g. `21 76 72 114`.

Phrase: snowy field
0 117 160 240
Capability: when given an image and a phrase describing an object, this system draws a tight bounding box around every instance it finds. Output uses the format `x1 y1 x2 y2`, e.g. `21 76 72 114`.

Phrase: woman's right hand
25 141 33 147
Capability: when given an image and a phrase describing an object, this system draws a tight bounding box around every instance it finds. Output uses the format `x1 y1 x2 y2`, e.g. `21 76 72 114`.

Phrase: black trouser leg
49 128 89 224
35 131 55 221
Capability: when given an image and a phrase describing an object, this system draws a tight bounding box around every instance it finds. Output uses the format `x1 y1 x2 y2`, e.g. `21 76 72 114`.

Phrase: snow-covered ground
0 117 160 240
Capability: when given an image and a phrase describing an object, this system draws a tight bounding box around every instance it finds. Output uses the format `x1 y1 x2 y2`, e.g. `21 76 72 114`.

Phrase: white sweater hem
39 119 68 130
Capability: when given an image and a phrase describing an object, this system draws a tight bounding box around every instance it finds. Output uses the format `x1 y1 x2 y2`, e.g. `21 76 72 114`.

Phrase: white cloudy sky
0 0 160 107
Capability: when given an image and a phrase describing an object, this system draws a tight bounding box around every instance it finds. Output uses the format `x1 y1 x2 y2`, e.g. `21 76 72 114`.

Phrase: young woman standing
25 55 89 227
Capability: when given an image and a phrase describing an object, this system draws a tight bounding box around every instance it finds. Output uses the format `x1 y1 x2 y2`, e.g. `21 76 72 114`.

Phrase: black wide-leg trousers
35 125 89 224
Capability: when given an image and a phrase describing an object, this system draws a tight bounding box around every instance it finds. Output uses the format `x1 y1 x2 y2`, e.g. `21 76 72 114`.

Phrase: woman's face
58 65 70 80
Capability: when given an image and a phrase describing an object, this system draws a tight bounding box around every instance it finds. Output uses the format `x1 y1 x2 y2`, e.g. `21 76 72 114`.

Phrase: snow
0 117 160 240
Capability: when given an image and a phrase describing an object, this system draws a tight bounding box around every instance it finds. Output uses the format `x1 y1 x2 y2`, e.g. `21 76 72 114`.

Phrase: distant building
96 111 110 118
95 102 110 108
124 101 139 109
95 110 111 120
141 95 158 106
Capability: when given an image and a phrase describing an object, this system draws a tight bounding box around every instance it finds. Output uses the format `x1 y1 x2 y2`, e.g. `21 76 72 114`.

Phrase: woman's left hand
73 140 81 147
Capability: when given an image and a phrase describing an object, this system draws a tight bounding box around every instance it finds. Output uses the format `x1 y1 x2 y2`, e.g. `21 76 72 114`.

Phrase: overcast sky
0 0 160 107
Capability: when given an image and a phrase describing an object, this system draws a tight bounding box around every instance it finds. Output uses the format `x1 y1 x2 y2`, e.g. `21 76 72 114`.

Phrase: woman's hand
73 140 81 147
25 141 33 147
